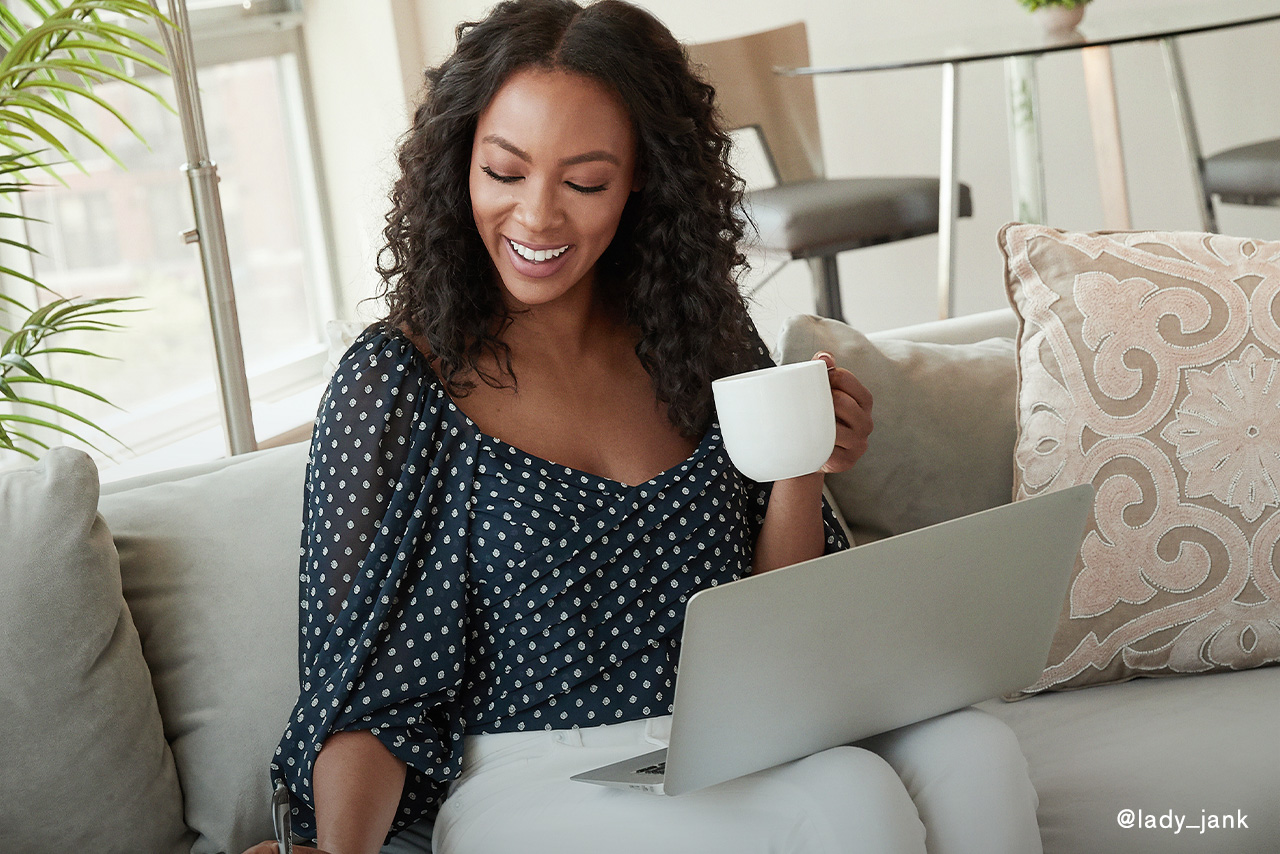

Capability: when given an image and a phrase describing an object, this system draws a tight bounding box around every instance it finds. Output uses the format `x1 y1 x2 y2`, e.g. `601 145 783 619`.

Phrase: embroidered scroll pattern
1004 226 1280 693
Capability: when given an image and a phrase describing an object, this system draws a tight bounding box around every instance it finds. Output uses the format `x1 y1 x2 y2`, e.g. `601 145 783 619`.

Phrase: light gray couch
2 309 1277 853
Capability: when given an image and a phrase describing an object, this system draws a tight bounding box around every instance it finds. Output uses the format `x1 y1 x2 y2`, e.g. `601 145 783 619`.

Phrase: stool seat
1203 138 1280 204
687 22 974 322
748 177 974 259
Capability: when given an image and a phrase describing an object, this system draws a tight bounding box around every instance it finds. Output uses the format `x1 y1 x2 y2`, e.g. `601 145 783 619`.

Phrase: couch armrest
101 442 308 496
868 308 1017 346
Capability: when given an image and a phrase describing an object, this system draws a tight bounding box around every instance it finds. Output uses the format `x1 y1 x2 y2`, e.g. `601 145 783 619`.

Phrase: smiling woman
452 66 699 484
467 68 638 316
375 0 763 440
251 2 1039 854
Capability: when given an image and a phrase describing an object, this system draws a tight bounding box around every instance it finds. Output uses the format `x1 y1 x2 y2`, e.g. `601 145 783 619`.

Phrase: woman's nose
513 179 564 232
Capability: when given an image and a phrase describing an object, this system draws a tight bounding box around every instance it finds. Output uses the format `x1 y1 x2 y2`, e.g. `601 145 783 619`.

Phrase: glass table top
788 0 1280 74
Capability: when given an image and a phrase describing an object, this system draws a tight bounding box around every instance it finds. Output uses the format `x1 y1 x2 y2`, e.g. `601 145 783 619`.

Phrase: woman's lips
503 236 574 279
507 237 570 260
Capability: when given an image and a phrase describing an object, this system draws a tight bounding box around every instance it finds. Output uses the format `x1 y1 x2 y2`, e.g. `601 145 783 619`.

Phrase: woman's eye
567 181 608 194
481 165 520 184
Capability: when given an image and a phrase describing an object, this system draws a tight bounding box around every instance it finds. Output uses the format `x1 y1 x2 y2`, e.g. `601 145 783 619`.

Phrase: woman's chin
495 264 597 310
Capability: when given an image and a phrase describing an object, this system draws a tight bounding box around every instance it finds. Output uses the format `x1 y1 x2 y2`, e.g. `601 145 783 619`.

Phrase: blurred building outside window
6 0 336 476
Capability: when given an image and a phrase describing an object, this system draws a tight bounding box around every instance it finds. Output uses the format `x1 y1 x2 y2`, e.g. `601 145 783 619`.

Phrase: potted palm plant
0 0 168 461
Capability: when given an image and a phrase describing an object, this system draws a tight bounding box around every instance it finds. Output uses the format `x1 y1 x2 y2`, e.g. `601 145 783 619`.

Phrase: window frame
1 0 340 464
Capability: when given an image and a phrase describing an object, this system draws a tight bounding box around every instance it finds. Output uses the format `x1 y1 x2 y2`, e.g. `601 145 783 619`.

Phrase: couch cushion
1001 225 1280 695
980 667 1280 853
777 313 1017 539
99 441 310 854
0 448 192 853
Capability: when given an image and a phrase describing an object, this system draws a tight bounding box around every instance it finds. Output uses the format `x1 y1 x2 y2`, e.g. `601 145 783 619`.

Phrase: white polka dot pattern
270 325 849 837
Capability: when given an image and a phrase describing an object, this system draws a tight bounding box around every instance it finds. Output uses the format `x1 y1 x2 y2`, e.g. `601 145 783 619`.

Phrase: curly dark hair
377 0 761 437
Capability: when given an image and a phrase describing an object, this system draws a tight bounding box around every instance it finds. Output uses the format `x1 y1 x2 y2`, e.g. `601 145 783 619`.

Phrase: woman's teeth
508 239 569 263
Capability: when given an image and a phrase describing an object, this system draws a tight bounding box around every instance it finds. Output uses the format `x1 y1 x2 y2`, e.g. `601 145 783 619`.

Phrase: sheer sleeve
272 326 477 838
738 321 850 554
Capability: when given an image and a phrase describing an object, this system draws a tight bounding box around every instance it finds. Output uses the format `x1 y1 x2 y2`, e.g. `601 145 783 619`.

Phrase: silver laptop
571 484 1092 796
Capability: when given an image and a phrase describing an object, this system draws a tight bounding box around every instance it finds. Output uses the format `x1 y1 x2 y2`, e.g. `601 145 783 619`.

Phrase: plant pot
1036 5 1086 34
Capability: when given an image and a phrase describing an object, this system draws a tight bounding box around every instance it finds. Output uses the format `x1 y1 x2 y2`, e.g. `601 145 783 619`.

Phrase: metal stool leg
1162 37 1219 233
807 254 844 322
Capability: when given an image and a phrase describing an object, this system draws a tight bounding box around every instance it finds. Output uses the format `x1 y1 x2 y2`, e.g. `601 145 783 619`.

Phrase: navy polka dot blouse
272 324 848 837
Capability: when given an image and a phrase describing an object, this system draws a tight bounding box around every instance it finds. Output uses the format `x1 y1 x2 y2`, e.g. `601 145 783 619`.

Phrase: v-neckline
386 325 716 491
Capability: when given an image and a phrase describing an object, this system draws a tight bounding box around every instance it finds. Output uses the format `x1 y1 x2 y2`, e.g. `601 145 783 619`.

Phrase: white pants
427 707 1042 854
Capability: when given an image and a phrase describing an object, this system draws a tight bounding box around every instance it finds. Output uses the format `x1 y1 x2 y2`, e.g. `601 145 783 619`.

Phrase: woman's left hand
812 352 872 475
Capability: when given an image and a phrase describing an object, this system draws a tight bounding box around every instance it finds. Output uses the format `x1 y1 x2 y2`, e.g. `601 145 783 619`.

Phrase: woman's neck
502 281 631 367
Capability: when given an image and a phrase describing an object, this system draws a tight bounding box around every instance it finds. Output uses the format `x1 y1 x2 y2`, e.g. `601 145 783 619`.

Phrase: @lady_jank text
1116 809 1249 835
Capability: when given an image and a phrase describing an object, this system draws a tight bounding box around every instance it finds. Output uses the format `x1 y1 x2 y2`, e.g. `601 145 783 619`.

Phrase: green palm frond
0 0 171 178
0 292 138 455
0 0 171 460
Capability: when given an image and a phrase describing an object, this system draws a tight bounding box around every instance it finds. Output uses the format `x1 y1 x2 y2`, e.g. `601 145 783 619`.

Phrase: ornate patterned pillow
1001 223 1280 696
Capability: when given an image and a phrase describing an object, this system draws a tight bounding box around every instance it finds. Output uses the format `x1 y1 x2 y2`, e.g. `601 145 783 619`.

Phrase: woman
247 2 1041 853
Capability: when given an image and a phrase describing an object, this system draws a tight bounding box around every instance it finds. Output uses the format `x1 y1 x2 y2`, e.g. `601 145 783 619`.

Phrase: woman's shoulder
324 322 447 413
332 322 435 379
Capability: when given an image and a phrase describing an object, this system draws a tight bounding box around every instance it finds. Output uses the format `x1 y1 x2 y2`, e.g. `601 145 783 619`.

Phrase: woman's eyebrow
559 150 620 167
480 135 619 168
482 134 531 162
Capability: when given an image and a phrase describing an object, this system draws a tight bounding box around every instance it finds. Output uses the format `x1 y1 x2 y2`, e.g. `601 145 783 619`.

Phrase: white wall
303 0 418 321
322 0 1280 340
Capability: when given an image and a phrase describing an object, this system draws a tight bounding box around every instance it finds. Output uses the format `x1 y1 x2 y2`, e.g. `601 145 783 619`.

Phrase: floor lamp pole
163 0 257 455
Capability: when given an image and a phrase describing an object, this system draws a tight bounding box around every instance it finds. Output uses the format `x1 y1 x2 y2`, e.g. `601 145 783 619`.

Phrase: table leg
938 61 959 320
1004 55 1046 224
1081 45 1132 230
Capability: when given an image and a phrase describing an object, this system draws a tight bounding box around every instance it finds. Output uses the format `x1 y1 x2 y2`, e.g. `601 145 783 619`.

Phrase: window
8 0 335 469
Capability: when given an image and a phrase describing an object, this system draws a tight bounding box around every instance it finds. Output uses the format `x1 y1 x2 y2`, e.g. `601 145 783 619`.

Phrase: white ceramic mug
712 359 836 482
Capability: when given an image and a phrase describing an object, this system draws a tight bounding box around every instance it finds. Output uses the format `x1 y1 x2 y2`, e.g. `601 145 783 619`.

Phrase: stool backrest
686 22 824 184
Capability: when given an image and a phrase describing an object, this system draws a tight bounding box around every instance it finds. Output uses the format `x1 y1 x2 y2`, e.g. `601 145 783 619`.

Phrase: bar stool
687 22 973 322
1164 38 1280 232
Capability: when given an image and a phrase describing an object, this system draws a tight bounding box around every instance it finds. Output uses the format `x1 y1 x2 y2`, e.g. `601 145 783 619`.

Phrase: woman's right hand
241 843 335 854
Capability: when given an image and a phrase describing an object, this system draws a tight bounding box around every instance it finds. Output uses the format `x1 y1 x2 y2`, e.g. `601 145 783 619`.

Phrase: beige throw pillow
1002 223 1280 695
0 448 191 853
777 313 1017 540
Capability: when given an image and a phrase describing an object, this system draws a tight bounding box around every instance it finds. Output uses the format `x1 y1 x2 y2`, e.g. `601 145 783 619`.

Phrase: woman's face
469 67 639 312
